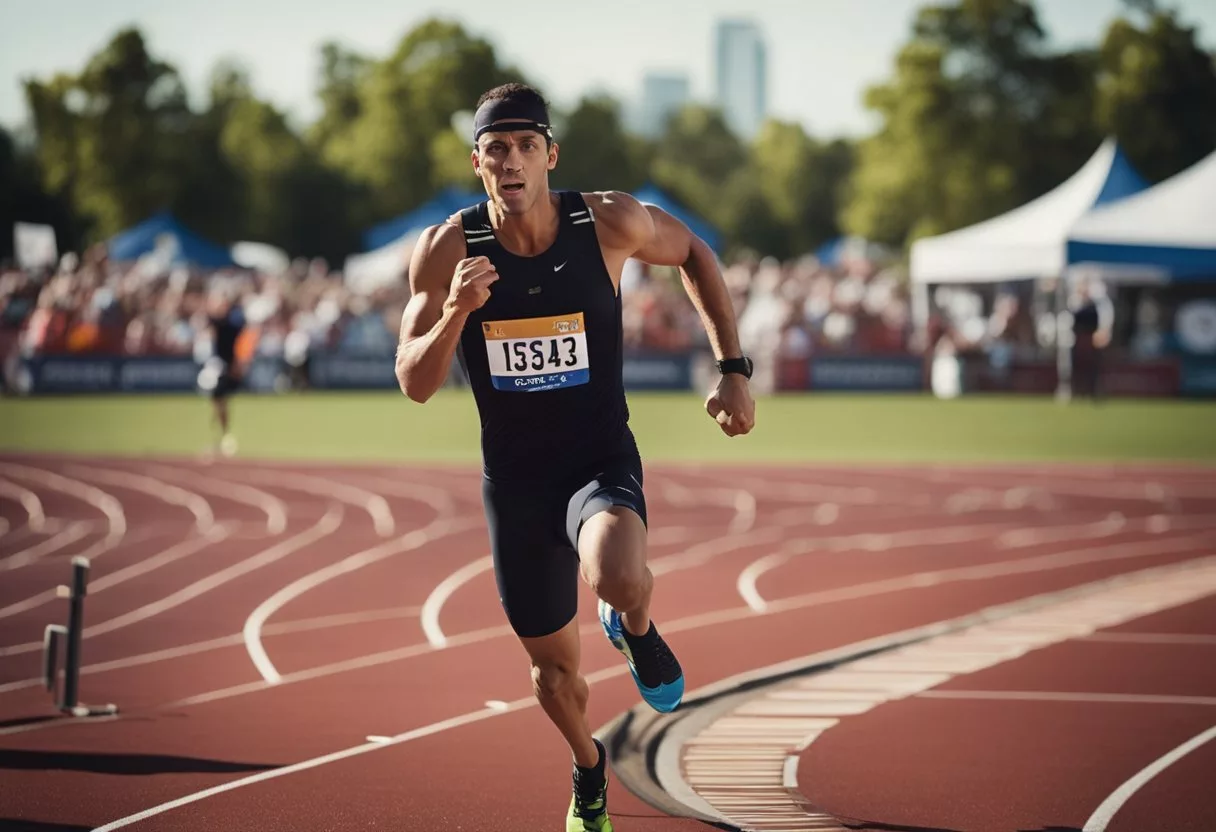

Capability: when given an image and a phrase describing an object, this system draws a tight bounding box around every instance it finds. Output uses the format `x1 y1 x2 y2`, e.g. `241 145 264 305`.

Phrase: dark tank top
456 190 633 481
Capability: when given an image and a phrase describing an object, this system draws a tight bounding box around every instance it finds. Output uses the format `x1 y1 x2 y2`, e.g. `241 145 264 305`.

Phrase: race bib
482 312 590 392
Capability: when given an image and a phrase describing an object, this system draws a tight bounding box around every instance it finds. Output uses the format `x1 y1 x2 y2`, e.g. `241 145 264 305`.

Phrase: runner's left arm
594 192 754 438
623 200 743 367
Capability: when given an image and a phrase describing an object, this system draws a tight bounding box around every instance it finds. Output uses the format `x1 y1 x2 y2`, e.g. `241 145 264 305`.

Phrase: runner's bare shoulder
582 191 651 248
408 216 469 295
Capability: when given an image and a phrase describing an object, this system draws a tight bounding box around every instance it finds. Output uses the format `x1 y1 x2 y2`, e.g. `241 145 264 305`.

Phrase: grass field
2 391 1214 464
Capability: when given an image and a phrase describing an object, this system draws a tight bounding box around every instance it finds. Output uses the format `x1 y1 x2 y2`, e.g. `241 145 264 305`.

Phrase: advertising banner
807 356 925 391
19 356 199 394
622 353 693 390
1179 359 1216 396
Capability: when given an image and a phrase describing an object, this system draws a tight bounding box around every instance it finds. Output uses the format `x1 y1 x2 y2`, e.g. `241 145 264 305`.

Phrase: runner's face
473 125 557 214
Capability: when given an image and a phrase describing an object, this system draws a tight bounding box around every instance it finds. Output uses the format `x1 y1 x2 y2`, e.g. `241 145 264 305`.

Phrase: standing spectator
1070 279 1113 400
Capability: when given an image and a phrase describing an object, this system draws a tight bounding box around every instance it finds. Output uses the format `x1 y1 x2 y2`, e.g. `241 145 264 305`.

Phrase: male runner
202 288 245 457
395 83 755 831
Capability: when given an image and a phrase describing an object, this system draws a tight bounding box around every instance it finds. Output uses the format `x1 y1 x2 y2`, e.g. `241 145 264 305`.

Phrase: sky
1 0 1214 139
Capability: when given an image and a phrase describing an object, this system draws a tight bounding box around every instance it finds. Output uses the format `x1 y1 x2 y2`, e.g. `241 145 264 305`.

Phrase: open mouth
501 182 525 195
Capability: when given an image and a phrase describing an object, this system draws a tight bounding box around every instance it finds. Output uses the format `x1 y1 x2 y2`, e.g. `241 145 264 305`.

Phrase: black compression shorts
211 371 241 400
480 440 648 639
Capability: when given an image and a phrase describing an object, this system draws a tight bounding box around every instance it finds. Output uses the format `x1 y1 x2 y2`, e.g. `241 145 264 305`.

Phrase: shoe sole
597 600 684 713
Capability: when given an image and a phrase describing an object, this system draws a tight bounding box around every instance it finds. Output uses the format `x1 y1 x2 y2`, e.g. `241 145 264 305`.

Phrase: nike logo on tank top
456 191 633 481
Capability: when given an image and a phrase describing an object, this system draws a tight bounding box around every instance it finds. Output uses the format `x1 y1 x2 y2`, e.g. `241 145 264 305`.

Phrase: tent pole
1054 273 1072 403
911 280 930 343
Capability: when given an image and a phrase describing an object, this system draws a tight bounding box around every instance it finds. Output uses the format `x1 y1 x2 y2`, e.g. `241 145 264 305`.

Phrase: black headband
472 97 553 144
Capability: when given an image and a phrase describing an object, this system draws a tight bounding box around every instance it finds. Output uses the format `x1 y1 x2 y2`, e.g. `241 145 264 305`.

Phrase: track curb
598 556 1216 831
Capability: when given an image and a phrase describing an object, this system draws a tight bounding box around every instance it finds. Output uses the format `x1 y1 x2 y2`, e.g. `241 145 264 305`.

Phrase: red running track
0 454 1213 831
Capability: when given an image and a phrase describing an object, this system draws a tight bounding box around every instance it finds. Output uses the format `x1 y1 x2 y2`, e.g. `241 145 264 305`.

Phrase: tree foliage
1095 3 1216 181
844 0 1216 250
6 3 1214 267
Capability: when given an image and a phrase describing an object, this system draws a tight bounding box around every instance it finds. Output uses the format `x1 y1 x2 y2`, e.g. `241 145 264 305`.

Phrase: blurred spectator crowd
1 241 919 390
622 252 913 356
0 245 409 388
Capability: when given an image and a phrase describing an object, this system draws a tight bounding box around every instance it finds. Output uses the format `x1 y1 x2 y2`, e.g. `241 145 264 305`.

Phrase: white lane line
678 557 1216 832
736 477 884 506
0 523 167 620
737 553 786 613
243 515 481 683
421 555 494 648
730 489 757 534
90 698 532 831
192 541 1216 710
86 511 344 640
0 462 125 539
94 663 632 831
190 622 515 705
144 463 288 534
649 527 788 577
0 476 46 531
1082 632 1216 646
102 556 1216 832
0 524 229 657
658 479 757 534
236 469 395 537
0 607 422 696
0 633 244 693
65 464 214 533
917 690 1216 707
264 606 423 637
618 505 810 565
862 465 1199 506
0 507 341 657
740 532 1213 614
997 512 1126 548
0 520 91 571
342 474 459 516
1082 724 1216 832
735 520 1023 612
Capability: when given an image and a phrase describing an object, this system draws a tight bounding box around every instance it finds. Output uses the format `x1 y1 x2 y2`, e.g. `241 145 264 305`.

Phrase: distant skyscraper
714 18 767 139
637 72 691 138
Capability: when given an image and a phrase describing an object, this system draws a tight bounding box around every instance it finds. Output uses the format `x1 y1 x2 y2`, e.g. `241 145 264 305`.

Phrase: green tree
1097 2 1216 181
311 19 525 221
428 128 478 192
750 120 855 257
549 95 649 193
842 0 1099 248
203 60 364 260
308 42 371 151
0 127 76 261
720 169 786 259
843 40 958 246
650 105 747 234
24 28 199 241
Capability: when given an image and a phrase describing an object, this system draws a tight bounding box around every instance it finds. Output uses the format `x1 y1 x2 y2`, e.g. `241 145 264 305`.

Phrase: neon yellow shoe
567 740 613 832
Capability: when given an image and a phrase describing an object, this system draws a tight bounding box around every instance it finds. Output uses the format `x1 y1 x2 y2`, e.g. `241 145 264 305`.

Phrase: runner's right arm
394 222 499 403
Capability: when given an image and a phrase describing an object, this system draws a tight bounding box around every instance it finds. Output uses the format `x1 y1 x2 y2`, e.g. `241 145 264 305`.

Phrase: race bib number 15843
482 312 590 392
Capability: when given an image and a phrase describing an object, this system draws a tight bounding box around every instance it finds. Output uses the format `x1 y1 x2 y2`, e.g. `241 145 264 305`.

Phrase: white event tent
1067 147 1216 282
910 138 1148 284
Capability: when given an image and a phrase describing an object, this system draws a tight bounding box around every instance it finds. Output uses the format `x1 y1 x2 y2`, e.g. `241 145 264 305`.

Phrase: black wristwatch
716 356 754 379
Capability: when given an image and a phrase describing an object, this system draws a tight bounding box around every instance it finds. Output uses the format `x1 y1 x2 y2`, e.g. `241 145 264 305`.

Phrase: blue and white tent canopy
1067 148 1216 282
910 138 1148 284
107 212 237 269
632 184 722 253
362 187 481 251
